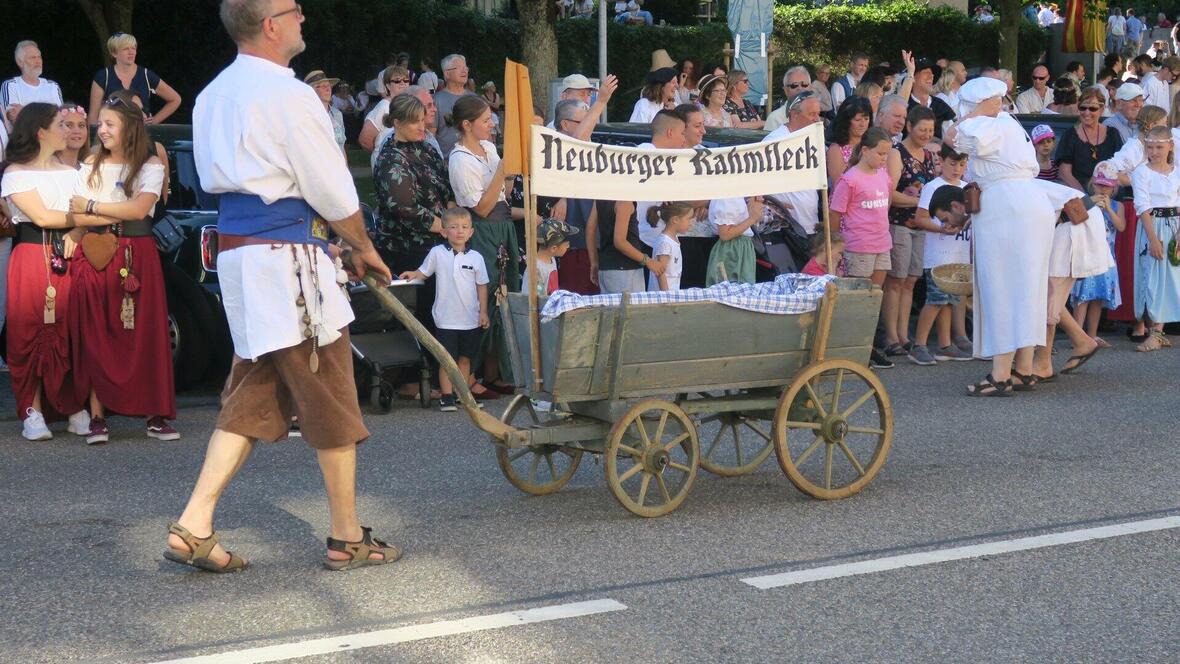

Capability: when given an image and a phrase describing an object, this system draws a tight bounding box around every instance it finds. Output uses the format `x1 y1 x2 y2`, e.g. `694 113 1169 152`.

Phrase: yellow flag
502 59 533 177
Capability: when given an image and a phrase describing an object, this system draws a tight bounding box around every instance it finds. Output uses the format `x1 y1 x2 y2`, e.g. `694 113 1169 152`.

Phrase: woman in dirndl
448 95 521 394
67 91 176 443
1129 126 1180 352
0 102 89 441
951 77 1059 396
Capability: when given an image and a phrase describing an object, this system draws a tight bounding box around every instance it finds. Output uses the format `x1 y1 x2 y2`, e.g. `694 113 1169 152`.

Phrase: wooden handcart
365 276 893 517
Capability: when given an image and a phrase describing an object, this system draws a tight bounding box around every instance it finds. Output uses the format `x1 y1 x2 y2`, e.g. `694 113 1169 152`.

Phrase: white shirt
449 140 506 208
936 90 960 111
631 142 665 248
0 168 76 224
1142 72 1172 114
629 97 663 123
1014 86 1054 114
75 162 165 203
524 256 558 296
762 124 821 234
917 176 971 268
648 233 683 291
1038 7 1055 26
194 54 358 360
764 103 788 133
1109 14 1126 35
364 98 389 129
0 76 63 115
830 73 860 109
418 244 489 329
1131 162 1180 215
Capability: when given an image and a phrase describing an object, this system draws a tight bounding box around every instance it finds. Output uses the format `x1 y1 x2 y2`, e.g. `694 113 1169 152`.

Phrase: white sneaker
68 410 92 436
0 358 9 372
22 408 52 441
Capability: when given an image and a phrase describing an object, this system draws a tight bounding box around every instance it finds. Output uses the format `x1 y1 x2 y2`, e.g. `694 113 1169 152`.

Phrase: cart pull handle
362 275 520 443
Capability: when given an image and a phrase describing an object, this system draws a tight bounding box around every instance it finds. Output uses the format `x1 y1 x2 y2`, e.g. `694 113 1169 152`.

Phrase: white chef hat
957 76 1008 116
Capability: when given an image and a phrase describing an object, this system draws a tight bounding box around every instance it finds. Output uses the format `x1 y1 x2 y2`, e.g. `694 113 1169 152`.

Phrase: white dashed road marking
149 598 628 664
742 516 1180 590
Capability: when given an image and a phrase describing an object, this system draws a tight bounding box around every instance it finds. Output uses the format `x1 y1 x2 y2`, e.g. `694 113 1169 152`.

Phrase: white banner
528 124 827 201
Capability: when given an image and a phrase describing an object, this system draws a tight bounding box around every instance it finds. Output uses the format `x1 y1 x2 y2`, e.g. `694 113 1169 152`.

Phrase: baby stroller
752 196 813 281
349 280 433 412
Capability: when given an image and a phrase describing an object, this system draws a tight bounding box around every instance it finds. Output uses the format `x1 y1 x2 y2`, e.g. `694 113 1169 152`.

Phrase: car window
167 150 219 211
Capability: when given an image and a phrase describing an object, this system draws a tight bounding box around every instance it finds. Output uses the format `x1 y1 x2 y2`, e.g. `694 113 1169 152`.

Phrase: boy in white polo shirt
400 209 490 412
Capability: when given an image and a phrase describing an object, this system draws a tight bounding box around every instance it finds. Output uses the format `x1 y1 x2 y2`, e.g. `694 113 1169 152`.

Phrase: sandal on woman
1061 346 1099 374
324 526 402 571
1153 331 1172 347
163 522 247 573
1010 371 1039 391
1136 335 1163 352
966 373 1013 397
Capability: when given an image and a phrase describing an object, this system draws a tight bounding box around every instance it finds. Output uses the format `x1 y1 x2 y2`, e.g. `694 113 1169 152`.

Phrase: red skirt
70 236 176 418
7 242 83 420
1108 201 1139 322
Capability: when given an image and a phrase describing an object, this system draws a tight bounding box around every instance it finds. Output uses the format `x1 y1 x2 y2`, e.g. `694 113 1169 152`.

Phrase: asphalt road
2 336 1179 664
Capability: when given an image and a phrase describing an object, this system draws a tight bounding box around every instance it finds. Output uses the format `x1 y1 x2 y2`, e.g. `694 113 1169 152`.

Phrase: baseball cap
538 218 579 248
562 74 596 91
1031 124 1055 144
1091 161 1118 187
1115 82 1145 101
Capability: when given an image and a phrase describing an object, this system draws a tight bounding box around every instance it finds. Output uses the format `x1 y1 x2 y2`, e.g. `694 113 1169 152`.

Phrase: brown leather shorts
216 328 369 449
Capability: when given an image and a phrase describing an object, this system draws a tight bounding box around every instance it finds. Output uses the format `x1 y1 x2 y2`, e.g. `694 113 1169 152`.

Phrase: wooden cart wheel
772 359 893 500
604 399 699 517
494 394 583 496
696 407 775 477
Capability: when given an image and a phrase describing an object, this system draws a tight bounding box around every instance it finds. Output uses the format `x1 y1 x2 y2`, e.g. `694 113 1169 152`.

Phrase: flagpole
524 179 542 393
599 0 608 121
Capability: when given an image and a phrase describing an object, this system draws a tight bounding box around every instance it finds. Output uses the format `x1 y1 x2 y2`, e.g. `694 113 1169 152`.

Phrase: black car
148 125 232 390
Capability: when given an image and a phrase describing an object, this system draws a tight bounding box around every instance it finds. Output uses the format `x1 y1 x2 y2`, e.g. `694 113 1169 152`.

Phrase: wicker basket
931 263 973 297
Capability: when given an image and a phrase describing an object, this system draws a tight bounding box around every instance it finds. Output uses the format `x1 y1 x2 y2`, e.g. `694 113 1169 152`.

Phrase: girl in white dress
1129 126 1180 351
646 202 694 292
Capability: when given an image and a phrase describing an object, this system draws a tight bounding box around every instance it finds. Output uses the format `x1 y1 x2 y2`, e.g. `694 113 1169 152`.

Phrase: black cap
645 67 677 85
914 58 942 80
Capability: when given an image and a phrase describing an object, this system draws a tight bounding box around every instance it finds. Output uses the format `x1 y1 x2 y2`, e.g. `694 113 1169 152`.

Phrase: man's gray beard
286 39 306 60
26 66 42 78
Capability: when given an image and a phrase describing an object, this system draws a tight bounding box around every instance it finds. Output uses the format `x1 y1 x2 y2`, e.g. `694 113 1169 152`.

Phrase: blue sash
217 193 330 253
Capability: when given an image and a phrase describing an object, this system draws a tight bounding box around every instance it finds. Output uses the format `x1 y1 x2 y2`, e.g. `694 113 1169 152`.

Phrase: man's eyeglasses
262 2 302 23
1078 105 1103 112
787 82 810 89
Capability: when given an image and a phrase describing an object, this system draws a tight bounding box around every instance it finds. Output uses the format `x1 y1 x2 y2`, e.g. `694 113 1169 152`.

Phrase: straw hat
650 49 676 72
303 70 339 87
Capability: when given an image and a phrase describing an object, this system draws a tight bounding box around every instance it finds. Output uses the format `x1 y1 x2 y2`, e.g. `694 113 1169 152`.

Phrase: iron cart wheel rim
687 391 776 477
604 399 700 517
772 359 894 500
494 394 584 496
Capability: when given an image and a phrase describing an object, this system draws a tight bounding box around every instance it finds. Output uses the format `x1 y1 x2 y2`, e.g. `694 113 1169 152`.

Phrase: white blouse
75 161 164 202
629 98 663 124
448 140 505 209
710 197 754 237
1131 163 1180 216
954 113 1038 186
0 168 77 224
1108 128 1180 175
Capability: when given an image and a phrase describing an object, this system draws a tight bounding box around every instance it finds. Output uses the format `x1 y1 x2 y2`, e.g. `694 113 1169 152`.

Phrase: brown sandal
324 526 403 571
163 522 248 573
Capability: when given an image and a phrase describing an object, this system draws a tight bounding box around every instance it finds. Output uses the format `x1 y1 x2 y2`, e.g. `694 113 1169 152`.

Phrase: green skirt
705 235 755 286
469 204 520 381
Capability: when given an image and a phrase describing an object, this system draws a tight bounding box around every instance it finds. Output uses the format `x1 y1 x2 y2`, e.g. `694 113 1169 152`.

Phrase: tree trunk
998 0 1023 72
76 0 134 64
517 0 559 111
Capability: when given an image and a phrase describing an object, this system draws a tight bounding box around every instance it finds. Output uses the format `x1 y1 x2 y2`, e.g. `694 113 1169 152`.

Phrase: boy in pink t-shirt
829 127 894 286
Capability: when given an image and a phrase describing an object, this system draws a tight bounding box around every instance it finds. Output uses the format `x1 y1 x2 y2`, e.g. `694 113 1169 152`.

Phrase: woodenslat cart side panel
824 285 883 366
615 302 817 364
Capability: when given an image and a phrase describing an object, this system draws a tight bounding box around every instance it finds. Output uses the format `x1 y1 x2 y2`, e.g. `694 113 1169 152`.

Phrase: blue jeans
1106 34 1124 55
615 10 653 25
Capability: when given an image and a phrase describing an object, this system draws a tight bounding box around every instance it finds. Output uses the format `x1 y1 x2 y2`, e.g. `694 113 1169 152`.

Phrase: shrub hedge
0 0 1042 124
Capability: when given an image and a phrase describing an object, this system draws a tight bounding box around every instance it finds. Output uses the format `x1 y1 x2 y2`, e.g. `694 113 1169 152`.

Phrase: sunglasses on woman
386 79 409 86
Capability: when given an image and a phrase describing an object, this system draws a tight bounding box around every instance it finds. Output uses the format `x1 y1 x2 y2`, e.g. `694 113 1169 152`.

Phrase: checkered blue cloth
540 274 837 321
